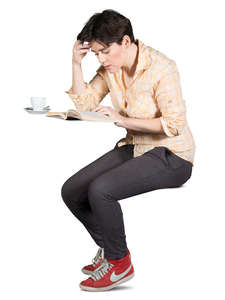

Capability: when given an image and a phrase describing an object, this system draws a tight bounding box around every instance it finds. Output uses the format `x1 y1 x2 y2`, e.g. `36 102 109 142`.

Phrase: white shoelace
91 258 114 281
91 247 104 266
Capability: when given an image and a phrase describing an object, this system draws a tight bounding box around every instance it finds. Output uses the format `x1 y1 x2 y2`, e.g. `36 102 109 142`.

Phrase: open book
46 109 121 122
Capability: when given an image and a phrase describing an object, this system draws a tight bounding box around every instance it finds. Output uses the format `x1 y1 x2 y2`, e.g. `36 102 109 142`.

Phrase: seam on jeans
165 147 193 166
143 151 169 168
144 147 192 170
123 167 175 191
126 164 191 191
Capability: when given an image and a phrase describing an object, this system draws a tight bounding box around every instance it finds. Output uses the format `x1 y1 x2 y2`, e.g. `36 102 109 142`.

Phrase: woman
61 9 196 292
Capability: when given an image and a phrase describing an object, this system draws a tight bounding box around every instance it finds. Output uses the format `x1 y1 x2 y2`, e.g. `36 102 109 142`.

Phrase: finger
79 49 90 54
94 107 105 112
96 109 109 114
97 110 109 115
79 43 91 50
81 45 91 50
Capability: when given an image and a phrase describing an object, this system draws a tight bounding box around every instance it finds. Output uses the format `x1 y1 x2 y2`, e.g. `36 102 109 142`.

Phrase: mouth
104 65 111 69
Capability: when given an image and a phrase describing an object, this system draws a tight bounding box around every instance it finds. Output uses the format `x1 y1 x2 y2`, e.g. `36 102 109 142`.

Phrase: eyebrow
91 47 108 53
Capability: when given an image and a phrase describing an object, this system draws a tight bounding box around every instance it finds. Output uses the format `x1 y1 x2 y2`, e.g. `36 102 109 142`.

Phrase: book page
76 109 120 122
46 112 66 119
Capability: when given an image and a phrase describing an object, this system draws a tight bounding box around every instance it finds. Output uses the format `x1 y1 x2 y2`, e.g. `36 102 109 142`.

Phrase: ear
122 35 131 49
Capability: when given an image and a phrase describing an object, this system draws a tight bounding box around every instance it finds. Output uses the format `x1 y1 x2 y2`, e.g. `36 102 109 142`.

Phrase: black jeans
61 142 193 260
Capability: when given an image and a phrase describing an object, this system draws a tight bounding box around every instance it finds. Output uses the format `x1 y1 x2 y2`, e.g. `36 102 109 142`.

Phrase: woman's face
90 40 125 73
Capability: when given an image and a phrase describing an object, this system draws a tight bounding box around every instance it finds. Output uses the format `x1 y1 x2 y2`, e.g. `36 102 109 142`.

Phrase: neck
122 41 138 76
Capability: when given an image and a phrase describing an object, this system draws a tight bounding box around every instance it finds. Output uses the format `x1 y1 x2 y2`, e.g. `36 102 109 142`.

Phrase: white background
1 0 224 299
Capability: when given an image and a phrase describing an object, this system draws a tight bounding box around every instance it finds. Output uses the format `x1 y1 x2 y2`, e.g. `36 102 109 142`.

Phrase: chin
108 66 119 73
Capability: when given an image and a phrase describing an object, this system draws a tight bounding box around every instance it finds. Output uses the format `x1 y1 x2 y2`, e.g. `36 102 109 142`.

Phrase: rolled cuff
159 117 176 137
65 82 90 101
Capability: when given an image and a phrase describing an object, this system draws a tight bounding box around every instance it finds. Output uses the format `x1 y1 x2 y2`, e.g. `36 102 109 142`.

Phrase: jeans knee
88 178 111 207
61 179 76 205
61 176 87 213
61 181 69 203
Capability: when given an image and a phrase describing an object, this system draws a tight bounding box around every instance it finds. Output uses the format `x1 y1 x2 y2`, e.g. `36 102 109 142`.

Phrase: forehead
91 41 112 53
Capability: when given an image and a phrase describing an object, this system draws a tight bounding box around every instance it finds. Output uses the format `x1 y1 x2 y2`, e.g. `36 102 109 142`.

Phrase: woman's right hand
72 40 91 65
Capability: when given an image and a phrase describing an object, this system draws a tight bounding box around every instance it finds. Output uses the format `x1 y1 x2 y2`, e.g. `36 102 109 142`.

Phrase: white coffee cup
30 97 46 111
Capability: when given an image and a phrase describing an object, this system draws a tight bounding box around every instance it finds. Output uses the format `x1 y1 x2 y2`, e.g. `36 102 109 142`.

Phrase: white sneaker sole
79 272 135 292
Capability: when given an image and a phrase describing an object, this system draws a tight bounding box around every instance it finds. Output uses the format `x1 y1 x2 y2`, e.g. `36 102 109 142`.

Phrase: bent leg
88 146 193 259
61 144 134 247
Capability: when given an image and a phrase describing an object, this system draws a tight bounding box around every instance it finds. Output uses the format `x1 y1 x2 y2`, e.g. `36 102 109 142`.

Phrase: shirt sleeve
65 66 109 111
154 60 187 137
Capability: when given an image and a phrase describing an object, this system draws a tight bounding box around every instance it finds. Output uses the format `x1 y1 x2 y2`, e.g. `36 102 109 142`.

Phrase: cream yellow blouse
65 39 196 166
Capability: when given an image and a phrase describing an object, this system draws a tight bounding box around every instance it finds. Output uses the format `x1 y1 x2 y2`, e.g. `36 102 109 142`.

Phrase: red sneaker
79 249 134 292
81 247 104 275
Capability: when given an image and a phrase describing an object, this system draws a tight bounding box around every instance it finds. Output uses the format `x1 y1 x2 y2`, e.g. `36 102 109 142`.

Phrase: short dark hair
77 9 135 47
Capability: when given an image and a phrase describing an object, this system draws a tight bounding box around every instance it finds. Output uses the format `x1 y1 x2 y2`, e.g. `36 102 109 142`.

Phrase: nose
98 53 106 65
99 59 106 65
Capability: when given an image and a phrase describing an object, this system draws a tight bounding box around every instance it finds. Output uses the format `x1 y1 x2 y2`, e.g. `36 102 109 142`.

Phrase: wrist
121 116 129 126
72 61 81 67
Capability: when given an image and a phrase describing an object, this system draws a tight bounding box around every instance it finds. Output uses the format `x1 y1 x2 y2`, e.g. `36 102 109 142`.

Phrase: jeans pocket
143 147 170 169
166 148 192 170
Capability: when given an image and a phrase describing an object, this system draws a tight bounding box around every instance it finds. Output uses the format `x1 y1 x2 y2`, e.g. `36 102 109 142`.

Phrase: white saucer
24 106 51 114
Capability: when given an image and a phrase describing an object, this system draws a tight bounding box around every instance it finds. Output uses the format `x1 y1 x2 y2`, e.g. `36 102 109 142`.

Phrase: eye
95 50 110 55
